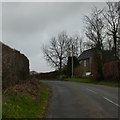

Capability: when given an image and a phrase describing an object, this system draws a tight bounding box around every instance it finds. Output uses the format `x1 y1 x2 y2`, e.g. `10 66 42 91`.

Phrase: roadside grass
2 78 51 118
0 103 2 119
65 77 119 87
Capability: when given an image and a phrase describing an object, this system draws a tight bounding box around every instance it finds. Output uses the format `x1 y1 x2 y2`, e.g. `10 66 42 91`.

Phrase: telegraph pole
118 1 120 59
72 44 73 77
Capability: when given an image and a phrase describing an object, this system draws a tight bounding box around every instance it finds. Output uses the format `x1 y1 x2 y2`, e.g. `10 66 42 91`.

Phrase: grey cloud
3 3 83 34
2 2 106 72
0 3 2 41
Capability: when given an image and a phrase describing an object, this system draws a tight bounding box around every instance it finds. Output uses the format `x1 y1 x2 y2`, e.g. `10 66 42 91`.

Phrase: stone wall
1 42 29 89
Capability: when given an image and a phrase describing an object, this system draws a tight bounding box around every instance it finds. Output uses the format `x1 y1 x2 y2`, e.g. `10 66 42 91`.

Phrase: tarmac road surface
41 80 119 118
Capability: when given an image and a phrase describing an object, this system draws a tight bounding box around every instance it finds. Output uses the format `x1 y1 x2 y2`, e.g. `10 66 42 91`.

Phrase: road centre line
87 88 97 94
103 97 120 107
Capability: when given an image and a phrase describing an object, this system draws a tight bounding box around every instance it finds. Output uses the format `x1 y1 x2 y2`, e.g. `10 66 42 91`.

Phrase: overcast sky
2 2 107 73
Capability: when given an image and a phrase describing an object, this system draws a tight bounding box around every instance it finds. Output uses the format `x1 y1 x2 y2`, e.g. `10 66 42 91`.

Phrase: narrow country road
41 80 119 118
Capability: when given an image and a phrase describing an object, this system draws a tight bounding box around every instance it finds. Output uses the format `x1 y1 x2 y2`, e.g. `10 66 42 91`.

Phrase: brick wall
91 53 105 80
1 42 29 89
103 60 120 80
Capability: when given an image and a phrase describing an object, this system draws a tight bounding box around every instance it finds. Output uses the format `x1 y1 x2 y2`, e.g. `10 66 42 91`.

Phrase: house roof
78 48 95 61
78 48 117 61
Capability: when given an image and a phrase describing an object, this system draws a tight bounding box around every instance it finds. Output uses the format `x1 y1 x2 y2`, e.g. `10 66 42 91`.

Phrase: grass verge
65 77 119 87
2 78 51 118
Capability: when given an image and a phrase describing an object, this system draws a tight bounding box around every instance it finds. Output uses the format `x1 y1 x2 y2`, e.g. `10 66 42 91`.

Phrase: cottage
78 48 95 76
78 48 116 77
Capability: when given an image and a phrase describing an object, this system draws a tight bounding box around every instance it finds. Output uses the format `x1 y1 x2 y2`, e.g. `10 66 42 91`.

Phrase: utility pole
72 44 74 77
118 1 120 59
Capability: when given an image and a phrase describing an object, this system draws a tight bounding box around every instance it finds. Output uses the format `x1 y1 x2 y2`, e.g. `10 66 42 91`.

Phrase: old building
78 48 117 77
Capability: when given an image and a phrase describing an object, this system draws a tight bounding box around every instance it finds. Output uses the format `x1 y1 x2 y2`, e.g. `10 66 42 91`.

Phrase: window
84 60 86 67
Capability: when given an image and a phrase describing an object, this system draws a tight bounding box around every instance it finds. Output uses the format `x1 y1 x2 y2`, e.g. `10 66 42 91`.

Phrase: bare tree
79 36 84 54
66 34 84 57
84 7 105 50
43 32 68 72
73 35 84 56
103 2 120 57
103 35 113 50
84 7 105 80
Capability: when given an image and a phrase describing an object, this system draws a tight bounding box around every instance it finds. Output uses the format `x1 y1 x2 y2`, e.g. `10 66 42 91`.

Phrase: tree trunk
113 32 117 57
59 57 62 72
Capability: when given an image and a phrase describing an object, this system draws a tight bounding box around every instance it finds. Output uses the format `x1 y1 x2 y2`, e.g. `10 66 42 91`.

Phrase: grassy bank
65 77 119 87
0 102 1 119
2 78 51 118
